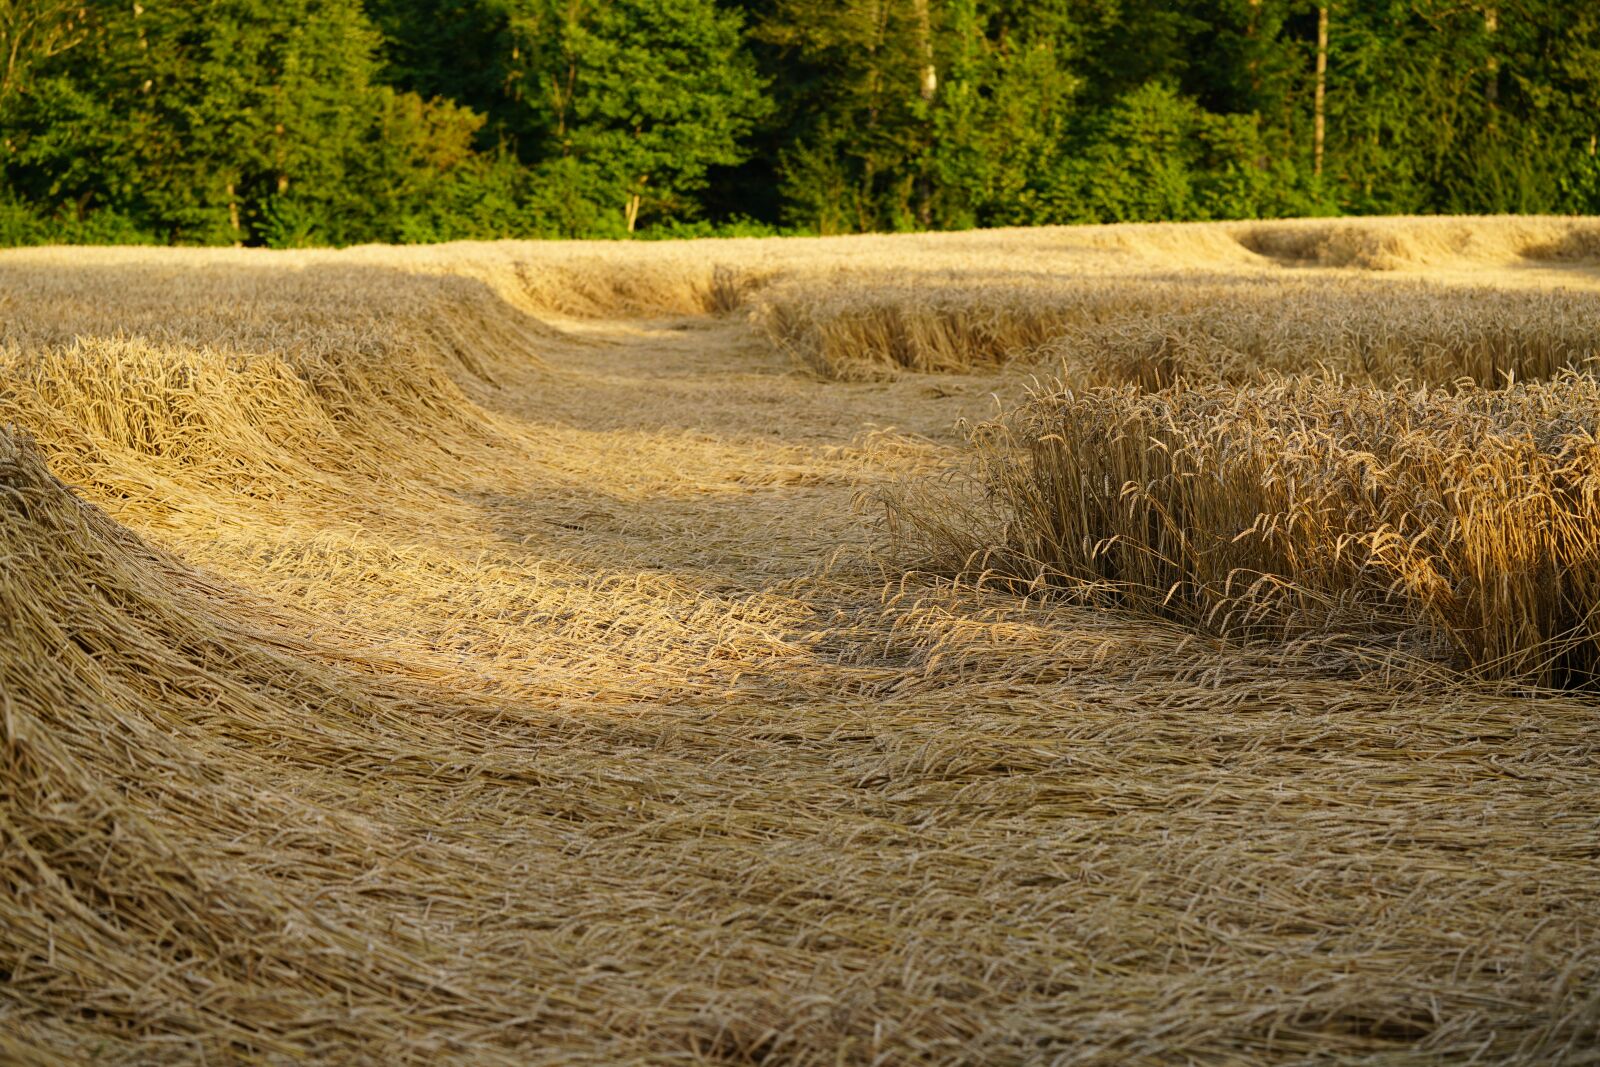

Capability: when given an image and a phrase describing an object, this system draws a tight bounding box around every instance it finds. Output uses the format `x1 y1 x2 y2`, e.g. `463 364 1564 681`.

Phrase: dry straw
3 218 1600 1063
748 216 1600 381
881 373 1600 686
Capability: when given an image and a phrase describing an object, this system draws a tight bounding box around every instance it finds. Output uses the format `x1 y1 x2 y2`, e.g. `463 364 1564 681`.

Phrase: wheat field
3 217 1600 1064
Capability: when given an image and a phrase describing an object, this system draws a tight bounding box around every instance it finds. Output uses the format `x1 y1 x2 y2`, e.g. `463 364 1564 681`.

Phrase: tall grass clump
759 274 1600 384
885 373 1600 686
1235 214 1600 270
1053 281 1600 390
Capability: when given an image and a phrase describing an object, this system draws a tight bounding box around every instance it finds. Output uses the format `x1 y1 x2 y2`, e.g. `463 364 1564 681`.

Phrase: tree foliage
1 0 1596 245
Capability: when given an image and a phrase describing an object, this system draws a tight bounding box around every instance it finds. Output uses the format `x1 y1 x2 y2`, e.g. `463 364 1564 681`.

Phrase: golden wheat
735 214 1600 380
881 373 1600 685
3 217 1600 1063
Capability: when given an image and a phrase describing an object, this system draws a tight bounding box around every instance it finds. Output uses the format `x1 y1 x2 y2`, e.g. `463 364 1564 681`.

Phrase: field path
481 313 982 575
182 306 1595 1064
3 237 1599 1064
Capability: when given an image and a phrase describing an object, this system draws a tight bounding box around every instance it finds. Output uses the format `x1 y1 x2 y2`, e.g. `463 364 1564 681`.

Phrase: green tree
561 0 769 231
0 0 87 115
754 0 945 232
7 0 1600 244
3 0 487 244
927 0 1081 228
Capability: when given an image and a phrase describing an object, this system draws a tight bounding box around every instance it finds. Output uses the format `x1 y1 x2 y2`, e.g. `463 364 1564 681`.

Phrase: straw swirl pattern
3 218 1599 1063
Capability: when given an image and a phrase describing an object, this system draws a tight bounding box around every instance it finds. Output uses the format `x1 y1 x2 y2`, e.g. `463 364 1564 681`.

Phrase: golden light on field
3 217 1600 1062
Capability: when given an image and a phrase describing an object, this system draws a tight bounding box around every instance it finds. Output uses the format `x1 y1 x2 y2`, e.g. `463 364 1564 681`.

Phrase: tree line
1 0 1596 246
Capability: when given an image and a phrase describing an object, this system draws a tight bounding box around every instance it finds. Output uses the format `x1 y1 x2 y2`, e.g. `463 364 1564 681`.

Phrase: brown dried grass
3 218 1600 1063
750 216 1600 381
757 274 1600 382
881 373 1600 686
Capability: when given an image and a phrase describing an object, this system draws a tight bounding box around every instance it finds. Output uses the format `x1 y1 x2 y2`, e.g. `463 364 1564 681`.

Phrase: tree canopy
1 0 1596 245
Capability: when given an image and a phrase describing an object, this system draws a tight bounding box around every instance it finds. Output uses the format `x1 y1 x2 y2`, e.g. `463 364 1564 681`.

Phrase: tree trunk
625 192 641 233
4 25 24 106
1484 6 1499 109
1314 3 1328 179
911 0 936 102
910 0 936 228
227 181 242 247
1245 0 1261 97
866 0 885 128
273 79 288 194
